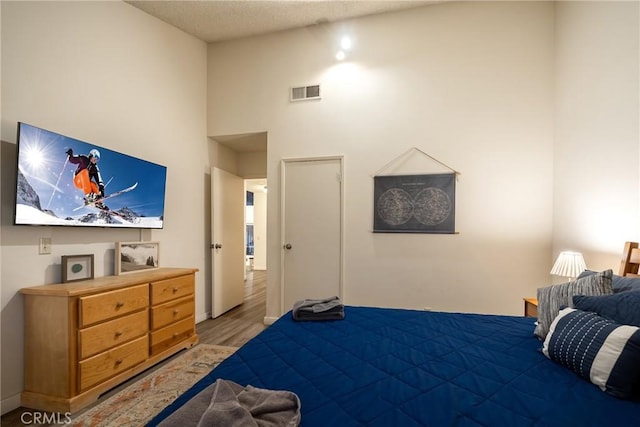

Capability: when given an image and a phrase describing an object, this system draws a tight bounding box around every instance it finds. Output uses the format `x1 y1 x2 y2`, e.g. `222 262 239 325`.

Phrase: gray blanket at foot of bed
292 296 344 321
158 379 301 427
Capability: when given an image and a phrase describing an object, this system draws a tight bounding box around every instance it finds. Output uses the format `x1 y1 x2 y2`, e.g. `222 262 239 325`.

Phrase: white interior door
281 157 343 312
211 167 245 318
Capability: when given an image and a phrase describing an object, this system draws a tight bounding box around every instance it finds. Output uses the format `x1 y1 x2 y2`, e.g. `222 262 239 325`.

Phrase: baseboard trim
196 311 210 323
1 393 21 415
263 316 279 325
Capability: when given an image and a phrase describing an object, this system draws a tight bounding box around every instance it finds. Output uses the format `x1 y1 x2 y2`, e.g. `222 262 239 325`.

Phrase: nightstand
523 298 538 317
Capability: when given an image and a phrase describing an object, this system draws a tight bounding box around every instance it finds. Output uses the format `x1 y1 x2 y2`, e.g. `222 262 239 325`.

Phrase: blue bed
148 305 640 426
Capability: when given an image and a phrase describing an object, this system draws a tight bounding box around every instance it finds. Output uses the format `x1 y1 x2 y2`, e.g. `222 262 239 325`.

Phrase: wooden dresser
20 267 199 413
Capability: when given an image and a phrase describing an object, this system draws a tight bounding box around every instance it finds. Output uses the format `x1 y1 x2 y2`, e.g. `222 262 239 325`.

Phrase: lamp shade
550 251 587 279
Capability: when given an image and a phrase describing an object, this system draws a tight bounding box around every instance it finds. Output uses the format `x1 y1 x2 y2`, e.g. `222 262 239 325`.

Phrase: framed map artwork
373 173 455 233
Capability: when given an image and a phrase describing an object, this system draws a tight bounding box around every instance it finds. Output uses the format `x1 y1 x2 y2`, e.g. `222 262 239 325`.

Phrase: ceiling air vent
290 84 321 102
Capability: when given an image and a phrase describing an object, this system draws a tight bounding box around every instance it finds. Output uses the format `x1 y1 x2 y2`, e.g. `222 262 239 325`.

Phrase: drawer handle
115 301 125 308
115 359 123 365
173 309 180 316
173 333 179 339
172 287 179 293
114 331 123 337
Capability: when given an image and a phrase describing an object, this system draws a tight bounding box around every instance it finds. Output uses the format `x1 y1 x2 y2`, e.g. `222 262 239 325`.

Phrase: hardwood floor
197 269 268 347
1 269 267 426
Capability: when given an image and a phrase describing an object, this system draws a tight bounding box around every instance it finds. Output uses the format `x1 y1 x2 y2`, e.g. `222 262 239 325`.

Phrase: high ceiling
125 1 439 153
126 0 438 44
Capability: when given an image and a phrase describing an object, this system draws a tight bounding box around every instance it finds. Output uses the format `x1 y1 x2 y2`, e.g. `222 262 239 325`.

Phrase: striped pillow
534 269 613 340
542 307 640 399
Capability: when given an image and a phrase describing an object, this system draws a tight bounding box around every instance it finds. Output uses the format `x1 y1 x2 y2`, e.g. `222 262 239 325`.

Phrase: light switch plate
39 237 52 255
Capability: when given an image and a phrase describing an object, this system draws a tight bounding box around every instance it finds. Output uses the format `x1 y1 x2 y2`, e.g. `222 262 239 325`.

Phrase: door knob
283 243 292 250
213 243 222 249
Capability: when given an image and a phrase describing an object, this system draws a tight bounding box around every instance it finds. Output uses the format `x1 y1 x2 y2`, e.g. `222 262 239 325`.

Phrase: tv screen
14 122 167 228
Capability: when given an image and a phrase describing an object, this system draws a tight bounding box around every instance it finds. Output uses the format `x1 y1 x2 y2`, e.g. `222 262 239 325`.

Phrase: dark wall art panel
373 173 455 234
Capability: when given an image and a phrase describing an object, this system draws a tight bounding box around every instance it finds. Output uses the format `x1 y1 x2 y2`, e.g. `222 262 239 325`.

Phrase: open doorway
244 179 267 275
209 132 267 322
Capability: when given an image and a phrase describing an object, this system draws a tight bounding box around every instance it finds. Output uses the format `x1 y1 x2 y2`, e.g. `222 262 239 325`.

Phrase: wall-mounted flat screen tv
14 122 167 228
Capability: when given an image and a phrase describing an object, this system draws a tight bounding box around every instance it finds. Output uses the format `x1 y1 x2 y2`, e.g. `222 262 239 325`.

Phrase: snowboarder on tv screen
66 148 105 206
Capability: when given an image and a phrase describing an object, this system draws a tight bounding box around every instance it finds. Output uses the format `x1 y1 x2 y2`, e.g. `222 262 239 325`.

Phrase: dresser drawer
150 275 194 305
78 309 148 359
151 296 194 330
150 316 195 355
78 335 148 391
79 284 148 327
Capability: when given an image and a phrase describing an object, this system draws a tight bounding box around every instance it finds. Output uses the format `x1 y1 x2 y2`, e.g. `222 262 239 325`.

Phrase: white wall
0 1 207 413
208 1 556 319
238 151 268 179
553 1 640 270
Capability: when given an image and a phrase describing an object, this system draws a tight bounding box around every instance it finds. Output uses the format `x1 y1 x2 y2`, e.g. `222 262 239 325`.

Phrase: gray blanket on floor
292 296 345 321
158 379 301 427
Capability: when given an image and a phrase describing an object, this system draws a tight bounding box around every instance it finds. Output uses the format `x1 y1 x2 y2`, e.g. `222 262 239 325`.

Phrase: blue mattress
149 306 640 426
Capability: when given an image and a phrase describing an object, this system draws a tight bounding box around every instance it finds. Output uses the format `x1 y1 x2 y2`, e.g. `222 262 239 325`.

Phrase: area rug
68 344 238 427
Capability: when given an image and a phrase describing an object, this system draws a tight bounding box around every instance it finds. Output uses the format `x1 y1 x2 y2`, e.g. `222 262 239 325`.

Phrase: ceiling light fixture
335 35 353 61
340 36 352 50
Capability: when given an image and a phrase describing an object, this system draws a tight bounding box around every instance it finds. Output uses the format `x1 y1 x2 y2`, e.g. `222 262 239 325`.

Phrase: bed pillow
578 270 640 293
573 291 640 326
577 270 596 280
534 269 613 340
612 275 640 293
542 307 640 400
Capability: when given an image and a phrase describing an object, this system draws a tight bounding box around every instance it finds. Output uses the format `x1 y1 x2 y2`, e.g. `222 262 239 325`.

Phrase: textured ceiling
126 0 437 43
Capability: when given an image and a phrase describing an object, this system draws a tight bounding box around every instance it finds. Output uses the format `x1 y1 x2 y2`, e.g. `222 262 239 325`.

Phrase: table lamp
550 251 587 280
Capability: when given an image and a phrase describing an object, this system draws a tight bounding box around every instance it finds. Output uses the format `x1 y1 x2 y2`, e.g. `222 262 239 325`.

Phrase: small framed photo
61 254 94 283
115 241 160 275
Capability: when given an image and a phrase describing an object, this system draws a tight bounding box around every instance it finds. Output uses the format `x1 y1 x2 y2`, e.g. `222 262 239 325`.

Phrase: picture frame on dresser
61 254 94 283
116 241 160 275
